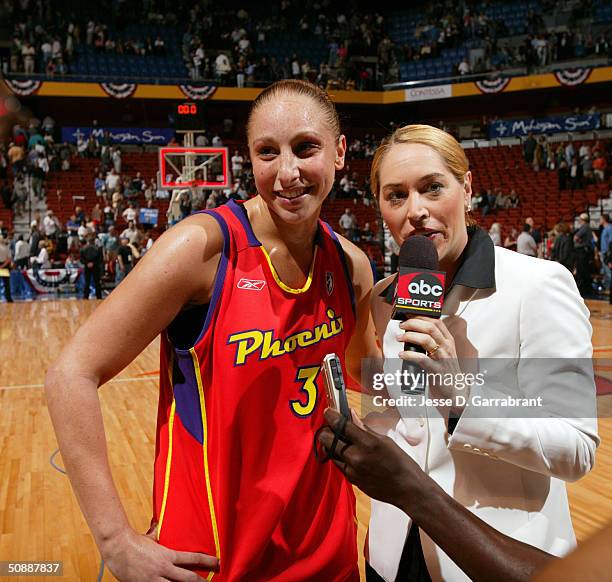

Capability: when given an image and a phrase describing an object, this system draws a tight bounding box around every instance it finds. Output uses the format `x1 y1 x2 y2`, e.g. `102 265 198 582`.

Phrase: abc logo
408 279 443 297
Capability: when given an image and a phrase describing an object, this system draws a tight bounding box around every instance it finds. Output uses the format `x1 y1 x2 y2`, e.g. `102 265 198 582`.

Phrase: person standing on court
44 80 379 582
0 236 13 302
573 212 594 296
358 125 598 581
80 234 103 300
598 213 612 296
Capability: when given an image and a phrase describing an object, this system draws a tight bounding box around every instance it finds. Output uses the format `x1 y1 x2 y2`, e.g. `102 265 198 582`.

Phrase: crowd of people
182 3 394 89
521 131 610 188
4 0 610 89
486 212 612 300
0 115 66 215
6 2 170 77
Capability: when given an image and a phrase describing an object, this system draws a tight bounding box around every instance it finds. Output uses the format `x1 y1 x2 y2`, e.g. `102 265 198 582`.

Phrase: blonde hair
247 79 341 140
370 124 476 226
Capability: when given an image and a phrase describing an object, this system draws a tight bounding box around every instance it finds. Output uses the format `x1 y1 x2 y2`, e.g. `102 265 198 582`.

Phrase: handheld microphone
392 235 446 393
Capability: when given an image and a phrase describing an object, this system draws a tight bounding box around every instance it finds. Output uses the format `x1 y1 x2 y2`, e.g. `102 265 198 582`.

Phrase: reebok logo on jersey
237 278 266 291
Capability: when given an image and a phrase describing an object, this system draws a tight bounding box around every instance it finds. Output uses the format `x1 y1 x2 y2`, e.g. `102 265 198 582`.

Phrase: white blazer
368 246 599 582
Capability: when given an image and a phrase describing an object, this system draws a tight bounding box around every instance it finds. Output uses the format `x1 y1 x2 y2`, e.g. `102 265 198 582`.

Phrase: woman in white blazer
354 125 599 582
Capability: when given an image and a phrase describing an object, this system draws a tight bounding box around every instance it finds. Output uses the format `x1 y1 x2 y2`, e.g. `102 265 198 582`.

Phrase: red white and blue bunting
474 77 511 94
554 68 592 87
23 268 81 293
99 82 137 99
3 79 42 96
179 84 217 100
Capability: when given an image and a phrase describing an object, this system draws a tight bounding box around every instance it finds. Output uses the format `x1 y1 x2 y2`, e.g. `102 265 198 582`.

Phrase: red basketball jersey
153 200 359 581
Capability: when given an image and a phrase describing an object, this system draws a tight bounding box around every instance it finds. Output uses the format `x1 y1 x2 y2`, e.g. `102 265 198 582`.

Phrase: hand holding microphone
392 235 463 400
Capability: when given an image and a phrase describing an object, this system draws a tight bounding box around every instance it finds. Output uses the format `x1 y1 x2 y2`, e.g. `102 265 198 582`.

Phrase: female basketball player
45 80 379 581
323 125 599 582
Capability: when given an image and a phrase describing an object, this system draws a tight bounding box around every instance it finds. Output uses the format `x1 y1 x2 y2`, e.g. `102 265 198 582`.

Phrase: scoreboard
173 101 206 131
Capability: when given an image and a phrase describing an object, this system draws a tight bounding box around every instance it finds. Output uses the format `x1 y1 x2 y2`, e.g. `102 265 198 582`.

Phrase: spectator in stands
525 217 541 245
517 223 537 256
153 35 166 56
66 214 80 250
0 236 13 302
551 222 574 272
215 52 231 84
593 152 607 183
339 207 358 241
565 139 575 166
488 222 502 246
105 168 120 194
179 191 192 219
131 172 144 195
91 202 103 228
94 172 106 199
532 137 546 172
361 222 374 242
112 147 122 173
581 153 594 183
32 239 51 270
7 142 25 175
457 58 470 75
578 141 591 161
573 212 594 296
77 220 91 242
0 220 7 239
143 179 155 203
569 157 583 190
522 132 536 165
231 149 244 179
77 134 88 157
22 40 35 73
43 210 60 241
122 202 137 224
120 220 142 246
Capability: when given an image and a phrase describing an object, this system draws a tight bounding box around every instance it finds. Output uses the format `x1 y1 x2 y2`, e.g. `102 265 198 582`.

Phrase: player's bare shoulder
132 212 224 305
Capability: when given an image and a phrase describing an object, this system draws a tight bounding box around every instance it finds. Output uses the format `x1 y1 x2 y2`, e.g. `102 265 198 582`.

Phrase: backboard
158 147 231 190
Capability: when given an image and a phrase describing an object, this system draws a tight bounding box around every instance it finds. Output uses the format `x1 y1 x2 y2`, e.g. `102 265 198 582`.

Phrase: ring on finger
427 343 440 358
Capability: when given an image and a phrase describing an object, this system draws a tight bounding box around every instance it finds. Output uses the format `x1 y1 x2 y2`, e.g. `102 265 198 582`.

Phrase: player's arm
44 214 223 582
337 235 382 391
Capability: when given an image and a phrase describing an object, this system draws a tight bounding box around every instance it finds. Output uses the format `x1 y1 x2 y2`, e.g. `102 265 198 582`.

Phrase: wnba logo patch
325 272 334 295
237 278 266 291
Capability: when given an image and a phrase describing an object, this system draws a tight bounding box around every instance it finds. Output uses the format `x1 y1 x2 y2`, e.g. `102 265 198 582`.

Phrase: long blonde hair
370 124 476 226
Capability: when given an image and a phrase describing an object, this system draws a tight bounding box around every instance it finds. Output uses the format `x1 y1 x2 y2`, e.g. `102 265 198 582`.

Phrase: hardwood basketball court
0 298 611 581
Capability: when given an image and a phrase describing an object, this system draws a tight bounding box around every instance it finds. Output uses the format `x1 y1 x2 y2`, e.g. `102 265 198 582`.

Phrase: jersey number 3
290 366 320 417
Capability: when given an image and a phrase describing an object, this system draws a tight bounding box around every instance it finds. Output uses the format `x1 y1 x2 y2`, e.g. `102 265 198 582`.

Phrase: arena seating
468 142 610 231
42 138 609 244
71 24 187 81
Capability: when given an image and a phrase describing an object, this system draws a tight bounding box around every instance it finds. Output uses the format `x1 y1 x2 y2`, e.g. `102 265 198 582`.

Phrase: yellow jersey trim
157 353 176 539
190 348 221 579
260 246 317 294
